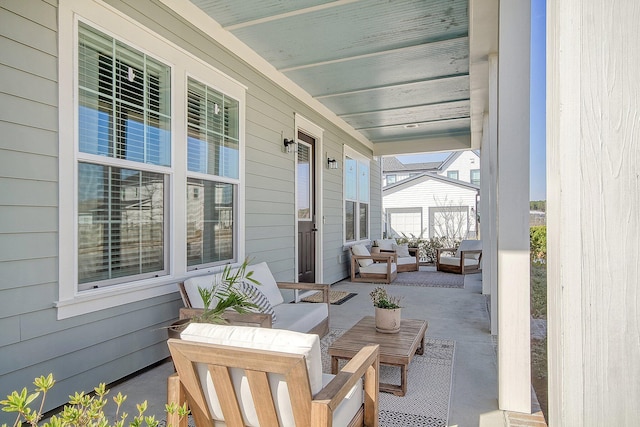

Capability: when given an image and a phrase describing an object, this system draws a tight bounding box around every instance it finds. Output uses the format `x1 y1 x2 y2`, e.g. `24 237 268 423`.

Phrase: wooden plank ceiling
189 0 471 150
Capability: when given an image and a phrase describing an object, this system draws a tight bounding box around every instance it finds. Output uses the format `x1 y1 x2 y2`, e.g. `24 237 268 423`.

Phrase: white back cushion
181 323 322 426
182 273 223 309
392 242 411 257
456 239 482 259
351 244 373 267
245 262 285 306
376 239 396 251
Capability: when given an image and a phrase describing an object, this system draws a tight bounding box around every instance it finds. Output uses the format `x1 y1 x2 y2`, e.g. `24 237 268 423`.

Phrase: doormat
321 328 455 427
301 290 357 305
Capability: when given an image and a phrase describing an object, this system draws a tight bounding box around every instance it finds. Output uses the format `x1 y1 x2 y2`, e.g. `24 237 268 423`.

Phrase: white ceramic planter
375 307 402 333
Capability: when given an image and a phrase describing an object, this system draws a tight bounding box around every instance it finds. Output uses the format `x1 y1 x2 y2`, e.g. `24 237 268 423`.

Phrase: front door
296 131 316 283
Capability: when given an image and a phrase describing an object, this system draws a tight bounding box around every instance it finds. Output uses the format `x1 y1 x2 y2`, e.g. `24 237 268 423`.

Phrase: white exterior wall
383 177 478 239
438 151 481 182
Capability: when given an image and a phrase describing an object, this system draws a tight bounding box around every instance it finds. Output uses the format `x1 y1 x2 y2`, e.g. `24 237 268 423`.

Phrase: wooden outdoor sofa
178 261 331 337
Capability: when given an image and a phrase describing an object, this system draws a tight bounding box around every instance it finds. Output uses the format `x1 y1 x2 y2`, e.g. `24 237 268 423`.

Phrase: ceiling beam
373 134 472 157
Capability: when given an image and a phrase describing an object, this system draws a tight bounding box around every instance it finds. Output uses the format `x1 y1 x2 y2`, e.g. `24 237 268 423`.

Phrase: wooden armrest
277 282 330 305
178 307 272 328
371 253 397 262
312 344 379 408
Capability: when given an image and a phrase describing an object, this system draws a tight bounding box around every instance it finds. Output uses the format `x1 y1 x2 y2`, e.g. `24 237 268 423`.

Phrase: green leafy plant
369 287 402 309
0 374 189 427
187 258 261 325
530 225 547 263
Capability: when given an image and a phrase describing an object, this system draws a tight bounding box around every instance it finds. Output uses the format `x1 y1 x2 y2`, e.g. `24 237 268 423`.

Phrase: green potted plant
168 259 260 338
369 287 402 333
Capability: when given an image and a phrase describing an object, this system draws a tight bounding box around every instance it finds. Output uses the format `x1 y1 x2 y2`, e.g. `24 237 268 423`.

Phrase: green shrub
394 236 458 263
530 226 547 262
0 374 188 427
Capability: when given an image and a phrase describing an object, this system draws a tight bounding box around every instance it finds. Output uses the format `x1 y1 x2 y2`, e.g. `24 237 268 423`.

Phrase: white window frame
343 146 370 244
57 0 246 319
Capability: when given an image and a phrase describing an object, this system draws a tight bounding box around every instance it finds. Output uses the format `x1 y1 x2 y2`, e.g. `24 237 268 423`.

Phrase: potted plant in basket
168 259 260 338
370 287 403 333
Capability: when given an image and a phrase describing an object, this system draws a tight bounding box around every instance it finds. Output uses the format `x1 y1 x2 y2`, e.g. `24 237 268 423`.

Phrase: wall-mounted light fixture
327 157 339 170
283 138 297 153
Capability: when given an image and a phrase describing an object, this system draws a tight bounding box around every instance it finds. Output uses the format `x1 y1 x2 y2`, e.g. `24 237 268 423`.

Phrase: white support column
548 1 640 425
497 0 531 413
480 54 499 336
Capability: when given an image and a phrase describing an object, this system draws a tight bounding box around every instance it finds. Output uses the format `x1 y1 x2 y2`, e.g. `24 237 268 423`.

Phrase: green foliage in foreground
1 374 189 427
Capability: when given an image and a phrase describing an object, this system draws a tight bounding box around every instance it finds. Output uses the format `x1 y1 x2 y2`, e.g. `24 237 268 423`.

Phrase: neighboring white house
435 150 481 185
382 151 480 240
383 172 479 241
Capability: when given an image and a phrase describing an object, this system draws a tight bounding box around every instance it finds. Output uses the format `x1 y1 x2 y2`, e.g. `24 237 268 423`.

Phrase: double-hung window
344 148 370 242
58 0 246 317
77 23 171 289
186 78 239 267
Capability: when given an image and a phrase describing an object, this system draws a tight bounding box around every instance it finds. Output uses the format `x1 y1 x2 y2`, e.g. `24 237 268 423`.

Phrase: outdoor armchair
350 244 398 284
167 323 380 427
436 239 482 274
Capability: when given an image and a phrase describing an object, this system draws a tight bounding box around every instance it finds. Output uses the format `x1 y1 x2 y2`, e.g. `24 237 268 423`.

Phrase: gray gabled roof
382 156 443 173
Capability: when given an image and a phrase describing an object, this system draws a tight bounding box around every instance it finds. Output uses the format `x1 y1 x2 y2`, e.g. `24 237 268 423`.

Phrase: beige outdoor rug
391 270 465 288
321 328 455 427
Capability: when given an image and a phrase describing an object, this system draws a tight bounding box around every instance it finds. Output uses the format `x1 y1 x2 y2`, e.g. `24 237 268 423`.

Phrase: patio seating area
106 267 537 426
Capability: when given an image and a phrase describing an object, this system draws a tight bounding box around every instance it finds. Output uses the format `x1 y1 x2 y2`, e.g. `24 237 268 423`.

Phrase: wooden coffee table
328 316 428 396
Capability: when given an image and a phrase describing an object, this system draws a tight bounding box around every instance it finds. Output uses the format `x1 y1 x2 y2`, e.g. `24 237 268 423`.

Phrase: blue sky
399 0 547 201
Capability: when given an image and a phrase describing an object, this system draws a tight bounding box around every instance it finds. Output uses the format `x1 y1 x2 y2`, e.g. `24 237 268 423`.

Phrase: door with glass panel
296 131 316 283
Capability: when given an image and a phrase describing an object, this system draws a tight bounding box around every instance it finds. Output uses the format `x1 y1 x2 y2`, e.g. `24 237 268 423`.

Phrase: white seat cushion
272 302 328 334
351 244 374 267
397 256 418 266
360 262 397 274
439 256 479 267
181 323 322 426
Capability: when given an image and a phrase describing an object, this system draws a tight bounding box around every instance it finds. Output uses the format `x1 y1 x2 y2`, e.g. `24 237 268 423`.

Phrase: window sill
55 277 178 320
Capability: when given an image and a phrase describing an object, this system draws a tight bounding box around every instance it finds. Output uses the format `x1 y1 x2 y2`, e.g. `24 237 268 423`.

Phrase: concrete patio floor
108 268 544 427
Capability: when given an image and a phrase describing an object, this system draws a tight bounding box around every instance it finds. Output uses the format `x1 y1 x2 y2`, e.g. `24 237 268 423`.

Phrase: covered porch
109 270 543 426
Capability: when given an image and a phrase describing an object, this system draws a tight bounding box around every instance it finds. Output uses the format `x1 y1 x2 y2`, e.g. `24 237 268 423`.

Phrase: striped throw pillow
238 281 277 322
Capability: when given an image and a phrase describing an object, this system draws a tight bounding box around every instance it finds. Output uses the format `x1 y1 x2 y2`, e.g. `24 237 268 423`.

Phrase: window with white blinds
76 23 171 290
186 78 240 268
344 149 370 242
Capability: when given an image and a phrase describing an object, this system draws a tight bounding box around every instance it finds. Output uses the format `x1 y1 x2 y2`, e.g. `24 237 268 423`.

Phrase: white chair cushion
376 239 396 251
272 302 328 334
439 256 479 267
392 242 411 258
181 323 323 427
321 373 363 426
360 262 397 274
244 262 285 306
456 240 482 260
397 256 418 266
351 244 374 267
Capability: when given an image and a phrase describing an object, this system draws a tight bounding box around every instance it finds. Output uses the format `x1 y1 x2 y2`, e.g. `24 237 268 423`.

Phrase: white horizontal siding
384 177 478 238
